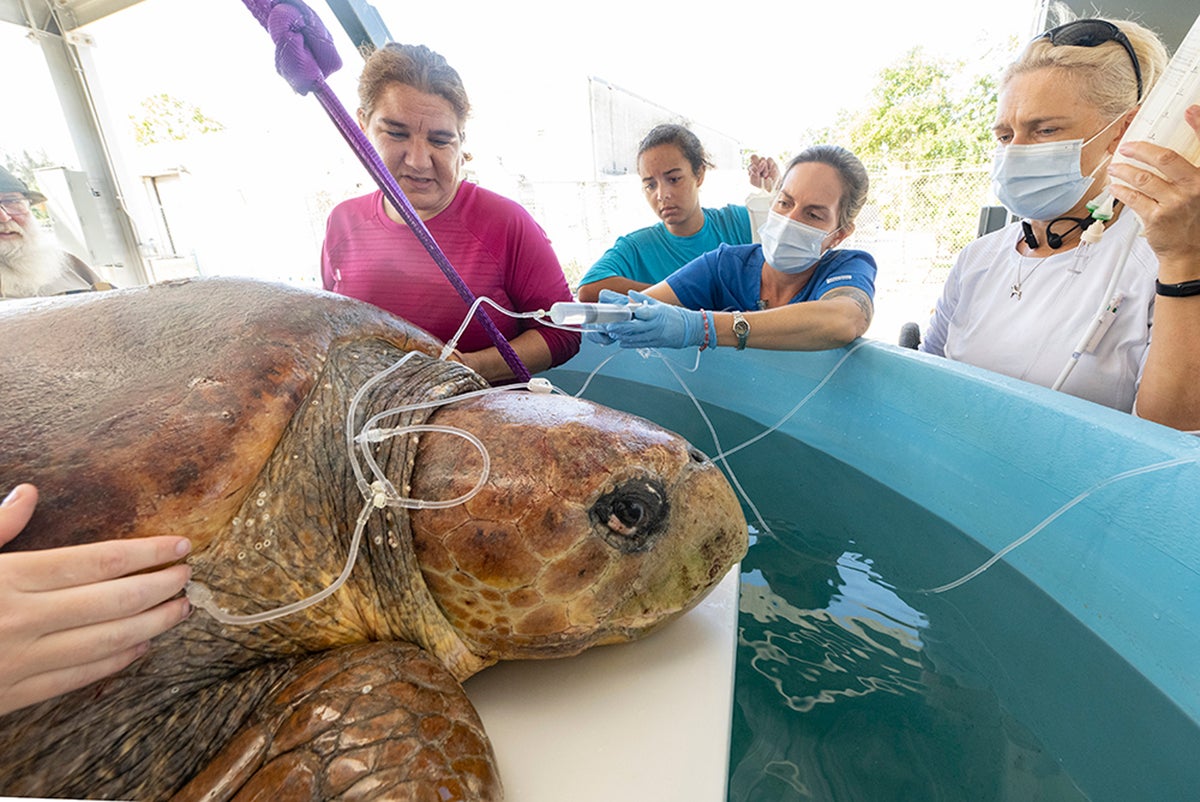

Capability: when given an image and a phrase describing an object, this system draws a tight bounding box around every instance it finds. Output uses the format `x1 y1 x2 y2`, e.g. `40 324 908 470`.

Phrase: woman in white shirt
922 17 1200 429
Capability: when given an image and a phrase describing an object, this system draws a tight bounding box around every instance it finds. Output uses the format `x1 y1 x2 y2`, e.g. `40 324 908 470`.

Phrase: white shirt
920 212 1156 412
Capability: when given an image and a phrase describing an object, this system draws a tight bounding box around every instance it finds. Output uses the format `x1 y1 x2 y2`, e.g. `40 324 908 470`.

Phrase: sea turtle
0 277 747 800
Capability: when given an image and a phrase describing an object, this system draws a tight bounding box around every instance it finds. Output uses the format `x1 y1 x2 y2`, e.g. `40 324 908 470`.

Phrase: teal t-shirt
577 204 753 288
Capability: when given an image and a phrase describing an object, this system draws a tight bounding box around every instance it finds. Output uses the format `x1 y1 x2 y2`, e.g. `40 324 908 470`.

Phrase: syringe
549 302 637 325
1090 11 1200 226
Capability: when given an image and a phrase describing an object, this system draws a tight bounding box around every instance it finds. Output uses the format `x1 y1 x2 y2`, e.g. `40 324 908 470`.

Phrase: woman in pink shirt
322 43 579 383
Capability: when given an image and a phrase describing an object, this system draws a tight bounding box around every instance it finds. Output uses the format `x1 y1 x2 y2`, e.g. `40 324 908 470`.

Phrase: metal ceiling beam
0 0 143 30
323 0 390 54
0 0 52 29
38 27 147 282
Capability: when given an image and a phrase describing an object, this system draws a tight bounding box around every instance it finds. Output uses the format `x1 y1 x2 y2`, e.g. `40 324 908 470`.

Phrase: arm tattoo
824 287 874 326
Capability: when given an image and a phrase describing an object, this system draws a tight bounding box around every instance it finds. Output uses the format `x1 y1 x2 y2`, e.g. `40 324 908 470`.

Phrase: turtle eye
590 478 669 553
613 499 645 529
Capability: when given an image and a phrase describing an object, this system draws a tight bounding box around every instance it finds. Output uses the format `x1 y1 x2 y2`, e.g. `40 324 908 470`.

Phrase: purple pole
239 0 531 381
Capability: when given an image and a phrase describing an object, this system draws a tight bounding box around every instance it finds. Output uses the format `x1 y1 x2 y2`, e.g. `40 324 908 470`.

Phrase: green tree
129 93 225 146
806 43 1017 258
811 46 1001 166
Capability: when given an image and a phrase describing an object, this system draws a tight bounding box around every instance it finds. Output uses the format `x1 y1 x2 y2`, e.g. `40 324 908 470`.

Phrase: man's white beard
0 220 69 297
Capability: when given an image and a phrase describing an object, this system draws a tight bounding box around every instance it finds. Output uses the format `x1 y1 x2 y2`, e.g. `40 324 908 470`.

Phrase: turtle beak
589 477 670 553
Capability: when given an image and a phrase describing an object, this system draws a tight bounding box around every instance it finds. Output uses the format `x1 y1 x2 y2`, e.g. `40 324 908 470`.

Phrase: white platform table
465 566 741 801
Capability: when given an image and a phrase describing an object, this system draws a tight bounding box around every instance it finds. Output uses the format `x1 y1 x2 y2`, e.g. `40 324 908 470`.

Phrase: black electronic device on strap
1155 278 1200 297
1021 213 1105 249
1021 220 1039 249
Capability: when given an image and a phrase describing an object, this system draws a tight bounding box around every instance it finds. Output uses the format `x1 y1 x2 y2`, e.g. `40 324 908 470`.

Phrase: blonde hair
1002 18 1169 118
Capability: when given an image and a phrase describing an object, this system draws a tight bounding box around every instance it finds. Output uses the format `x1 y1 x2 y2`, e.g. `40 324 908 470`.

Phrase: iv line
188 337 547 625
921 456 1195 594
1051 212 1142 391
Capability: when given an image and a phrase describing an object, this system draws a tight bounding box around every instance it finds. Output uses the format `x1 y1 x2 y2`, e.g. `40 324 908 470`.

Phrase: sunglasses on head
1038 19 1144 101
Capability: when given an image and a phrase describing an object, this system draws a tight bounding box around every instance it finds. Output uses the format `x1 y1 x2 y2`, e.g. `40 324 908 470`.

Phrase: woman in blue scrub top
590 144 877 352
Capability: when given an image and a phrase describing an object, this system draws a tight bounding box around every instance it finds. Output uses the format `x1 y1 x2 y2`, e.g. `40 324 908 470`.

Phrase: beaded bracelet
699 310 712 351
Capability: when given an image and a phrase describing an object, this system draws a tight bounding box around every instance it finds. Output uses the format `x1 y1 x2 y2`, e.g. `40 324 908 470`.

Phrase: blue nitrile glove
583 289 631 346
601 291 705 350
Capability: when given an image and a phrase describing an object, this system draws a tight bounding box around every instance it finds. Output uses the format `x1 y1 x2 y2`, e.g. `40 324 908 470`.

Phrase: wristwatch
732 312 750 351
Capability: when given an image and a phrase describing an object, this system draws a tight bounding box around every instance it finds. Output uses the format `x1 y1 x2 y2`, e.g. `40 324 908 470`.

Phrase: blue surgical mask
990 113 1126 221
759 210 837 274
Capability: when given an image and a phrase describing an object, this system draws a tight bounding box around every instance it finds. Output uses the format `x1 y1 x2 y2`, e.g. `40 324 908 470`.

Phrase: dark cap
0 166 47 205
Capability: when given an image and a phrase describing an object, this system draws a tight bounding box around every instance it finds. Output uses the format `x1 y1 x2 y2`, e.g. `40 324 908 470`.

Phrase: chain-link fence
849 159 994 282
842 159 995 341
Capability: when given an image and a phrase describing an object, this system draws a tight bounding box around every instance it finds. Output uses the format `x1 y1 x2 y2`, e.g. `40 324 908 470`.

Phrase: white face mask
759 210 838 274
990 113 1126 221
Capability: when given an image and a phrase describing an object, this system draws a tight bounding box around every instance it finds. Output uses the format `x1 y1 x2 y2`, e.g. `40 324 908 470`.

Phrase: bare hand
0 484 192 716
1107 105 1200 279
748 154 780 194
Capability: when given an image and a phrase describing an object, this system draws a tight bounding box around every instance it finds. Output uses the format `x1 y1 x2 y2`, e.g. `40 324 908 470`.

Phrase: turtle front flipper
172 643 501 802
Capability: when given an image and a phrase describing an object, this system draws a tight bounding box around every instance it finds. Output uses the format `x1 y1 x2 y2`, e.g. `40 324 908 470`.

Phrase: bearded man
0 166 111 300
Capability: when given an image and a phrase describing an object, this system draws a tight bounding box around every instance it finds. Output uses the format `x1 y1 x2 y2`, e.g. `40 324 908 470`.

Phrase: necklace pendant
1010 284 1022 300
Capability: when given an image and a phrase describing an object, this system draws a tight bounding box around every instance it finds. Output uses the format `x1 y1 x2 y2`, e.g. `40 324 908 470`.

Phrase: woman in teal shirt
576 123 775 302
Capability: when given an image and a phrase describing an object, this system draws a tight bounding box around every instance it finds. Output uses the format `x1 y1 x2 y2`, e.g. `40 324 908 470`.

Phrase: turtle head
408 391 747 665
